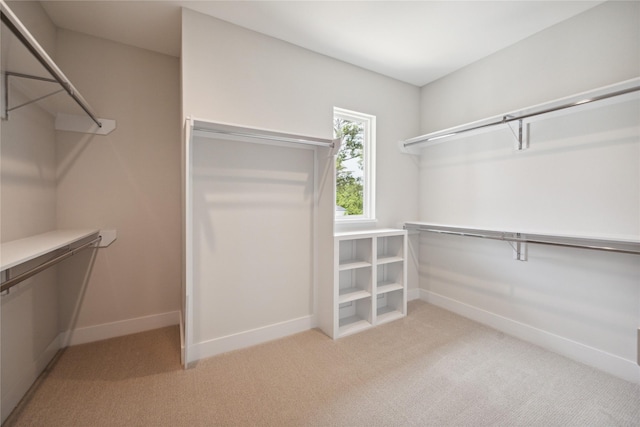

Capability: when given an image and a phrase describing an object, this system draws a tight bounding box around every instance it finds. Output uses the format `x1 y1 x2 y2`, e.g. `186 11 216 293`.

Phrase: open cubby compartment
338 297 372 337
376 262 403 295
339 237 372 269
338 266 372 304
375 289 405 325
376 234 404 264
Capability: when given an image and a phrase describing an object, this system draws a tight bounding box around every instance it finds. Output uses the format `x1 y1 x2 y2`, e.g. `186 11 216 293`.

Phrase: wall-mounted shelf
1 229 116 293
404 222 640 257
0 0 115 135
400 77 640 153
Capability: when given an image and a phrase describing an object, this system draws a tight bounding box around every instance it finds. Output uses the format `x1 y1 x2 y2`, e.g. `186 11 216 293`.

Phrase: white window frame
334 107 376 224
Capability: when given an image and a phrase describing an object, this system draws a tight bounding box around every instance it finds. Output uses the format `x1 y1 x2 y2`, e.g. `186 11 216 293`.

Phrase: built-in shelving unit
319 229 407 339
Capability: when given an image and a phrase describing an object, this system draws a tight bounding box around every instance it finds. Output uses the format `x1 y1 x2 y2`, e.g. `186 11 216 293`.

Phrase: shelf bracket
330 137 343 157
0 270 9 296
504 116 529 151
2 71 59 119
2 72 116 135
508 239 528 261
637 328 639 366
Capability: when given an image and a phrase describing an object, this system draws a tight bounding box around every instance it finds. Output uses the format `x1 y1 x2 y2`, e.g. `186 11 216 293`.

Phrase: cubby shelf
377 282 404 294
338 287 371 304
377 307 404 325
377 256 404 265
339 316 371 337
338 260 372 271
320 228 407 339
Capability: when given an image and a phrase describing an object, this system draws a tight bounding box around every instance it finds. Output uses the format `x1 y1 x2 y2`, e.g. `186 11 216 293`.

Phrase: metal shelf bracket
505 117 529 151
509 240 528 261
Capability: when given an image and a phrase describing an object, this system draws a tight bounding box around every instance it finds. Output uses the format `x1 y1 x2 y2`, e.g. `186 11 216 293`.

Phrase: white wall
1 2 60 422
2 5 181 418
181 9 420 358
182 9 421 231
420 1 640 134
417 1 640 382
54 30 181 340
189 136 317 358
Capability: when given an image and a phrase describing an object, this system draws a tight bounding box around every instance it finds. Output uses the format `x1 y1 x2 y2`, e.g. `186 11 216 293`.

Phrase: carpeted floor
4 300 640 426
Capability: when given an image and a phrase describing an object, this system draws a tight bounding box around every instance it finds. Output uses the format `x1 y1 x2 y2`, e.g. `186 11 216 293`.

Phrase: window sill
334 218 378 233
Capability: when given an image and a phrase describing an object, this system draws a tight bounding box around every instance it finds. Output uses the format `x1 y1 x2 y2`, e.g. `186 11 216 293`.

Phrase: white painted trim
189 315 314 365
312 148 319 340
419 289 640 384
61 311 180 346
183 117 193 367
179 309 185 367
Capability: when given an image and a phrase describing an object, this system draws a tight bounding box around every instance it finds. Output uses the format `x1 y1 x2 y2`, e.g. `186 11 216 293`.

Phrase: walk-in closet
1 1 639 425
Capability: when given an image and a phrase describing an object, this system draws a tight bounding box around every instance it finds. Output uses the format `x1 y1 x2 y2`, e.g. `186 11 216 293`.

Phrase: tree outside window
334 108 375 221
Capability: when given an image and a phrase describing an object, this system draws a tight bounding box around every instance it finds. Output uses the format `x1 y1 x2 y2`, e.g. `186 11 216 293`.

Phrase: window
333 107 376 222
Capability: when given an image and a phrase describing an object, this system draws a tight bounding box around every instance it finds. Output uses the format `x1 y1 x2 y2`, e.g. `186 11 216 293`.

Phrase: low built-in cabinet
321 229 407 339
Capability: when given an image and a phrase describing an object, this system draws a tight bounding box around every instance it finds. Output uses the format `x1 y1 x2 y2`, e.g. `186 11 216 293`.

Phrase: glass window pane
334 117 364 216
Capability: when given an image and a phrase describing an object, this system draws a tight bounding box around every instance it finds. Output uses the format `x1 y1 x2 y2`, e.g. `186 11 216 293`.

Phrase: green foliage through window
334 118 364 216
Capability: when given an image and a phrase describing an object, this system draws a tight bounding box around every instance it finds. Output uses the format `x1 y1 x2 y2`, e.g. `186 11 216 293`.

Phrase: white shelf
335 228 409 239
339 287 371 304
376 307 404 325
377 282 404 294
400 78 640 152
404 222 640 256
1 1 106 130
377 255 404 265
338 316 371 337
338 260 372 271
1 229 99 272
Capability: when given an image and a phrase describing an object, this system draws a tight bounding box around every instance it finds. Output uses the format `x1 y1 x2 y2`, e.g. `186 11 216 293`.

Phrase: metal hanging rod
0 0 102 127
404 223 640 256
191 119 342 155
1 236 102 294
194 127 338 148
403 82 640 149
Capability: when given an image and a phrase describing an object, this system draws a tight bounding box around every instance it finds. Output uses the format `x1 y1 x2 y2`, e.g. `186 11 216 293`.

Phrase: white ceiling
40 1 604 87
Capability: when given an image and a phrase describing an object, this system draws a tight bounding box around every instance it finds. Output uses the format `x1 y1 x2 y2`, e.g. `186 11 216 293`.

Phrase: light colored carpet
4 301 639 426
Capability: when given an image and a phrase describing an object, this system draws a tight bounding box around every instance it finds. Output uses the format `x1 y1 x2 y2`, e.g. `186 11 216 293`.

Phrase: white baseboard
420 289 640 384
188 315 314 365
61 311 181 346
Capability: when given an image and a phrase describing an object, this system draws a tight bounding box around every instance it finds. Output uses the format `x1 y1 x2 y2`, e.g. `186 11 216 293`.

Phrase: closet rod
404 84 640 148
194 127 337 149
0 236 101 293
404 223 640 256
0 1 102 127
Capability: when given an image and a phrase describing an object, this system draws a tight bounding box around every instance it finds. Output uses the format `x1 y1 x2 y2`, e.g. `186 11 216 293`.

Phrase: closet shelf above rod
404 222 640 256
190 119 342 154
0 229 117 294
1 0 115 134
400 77 640 153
